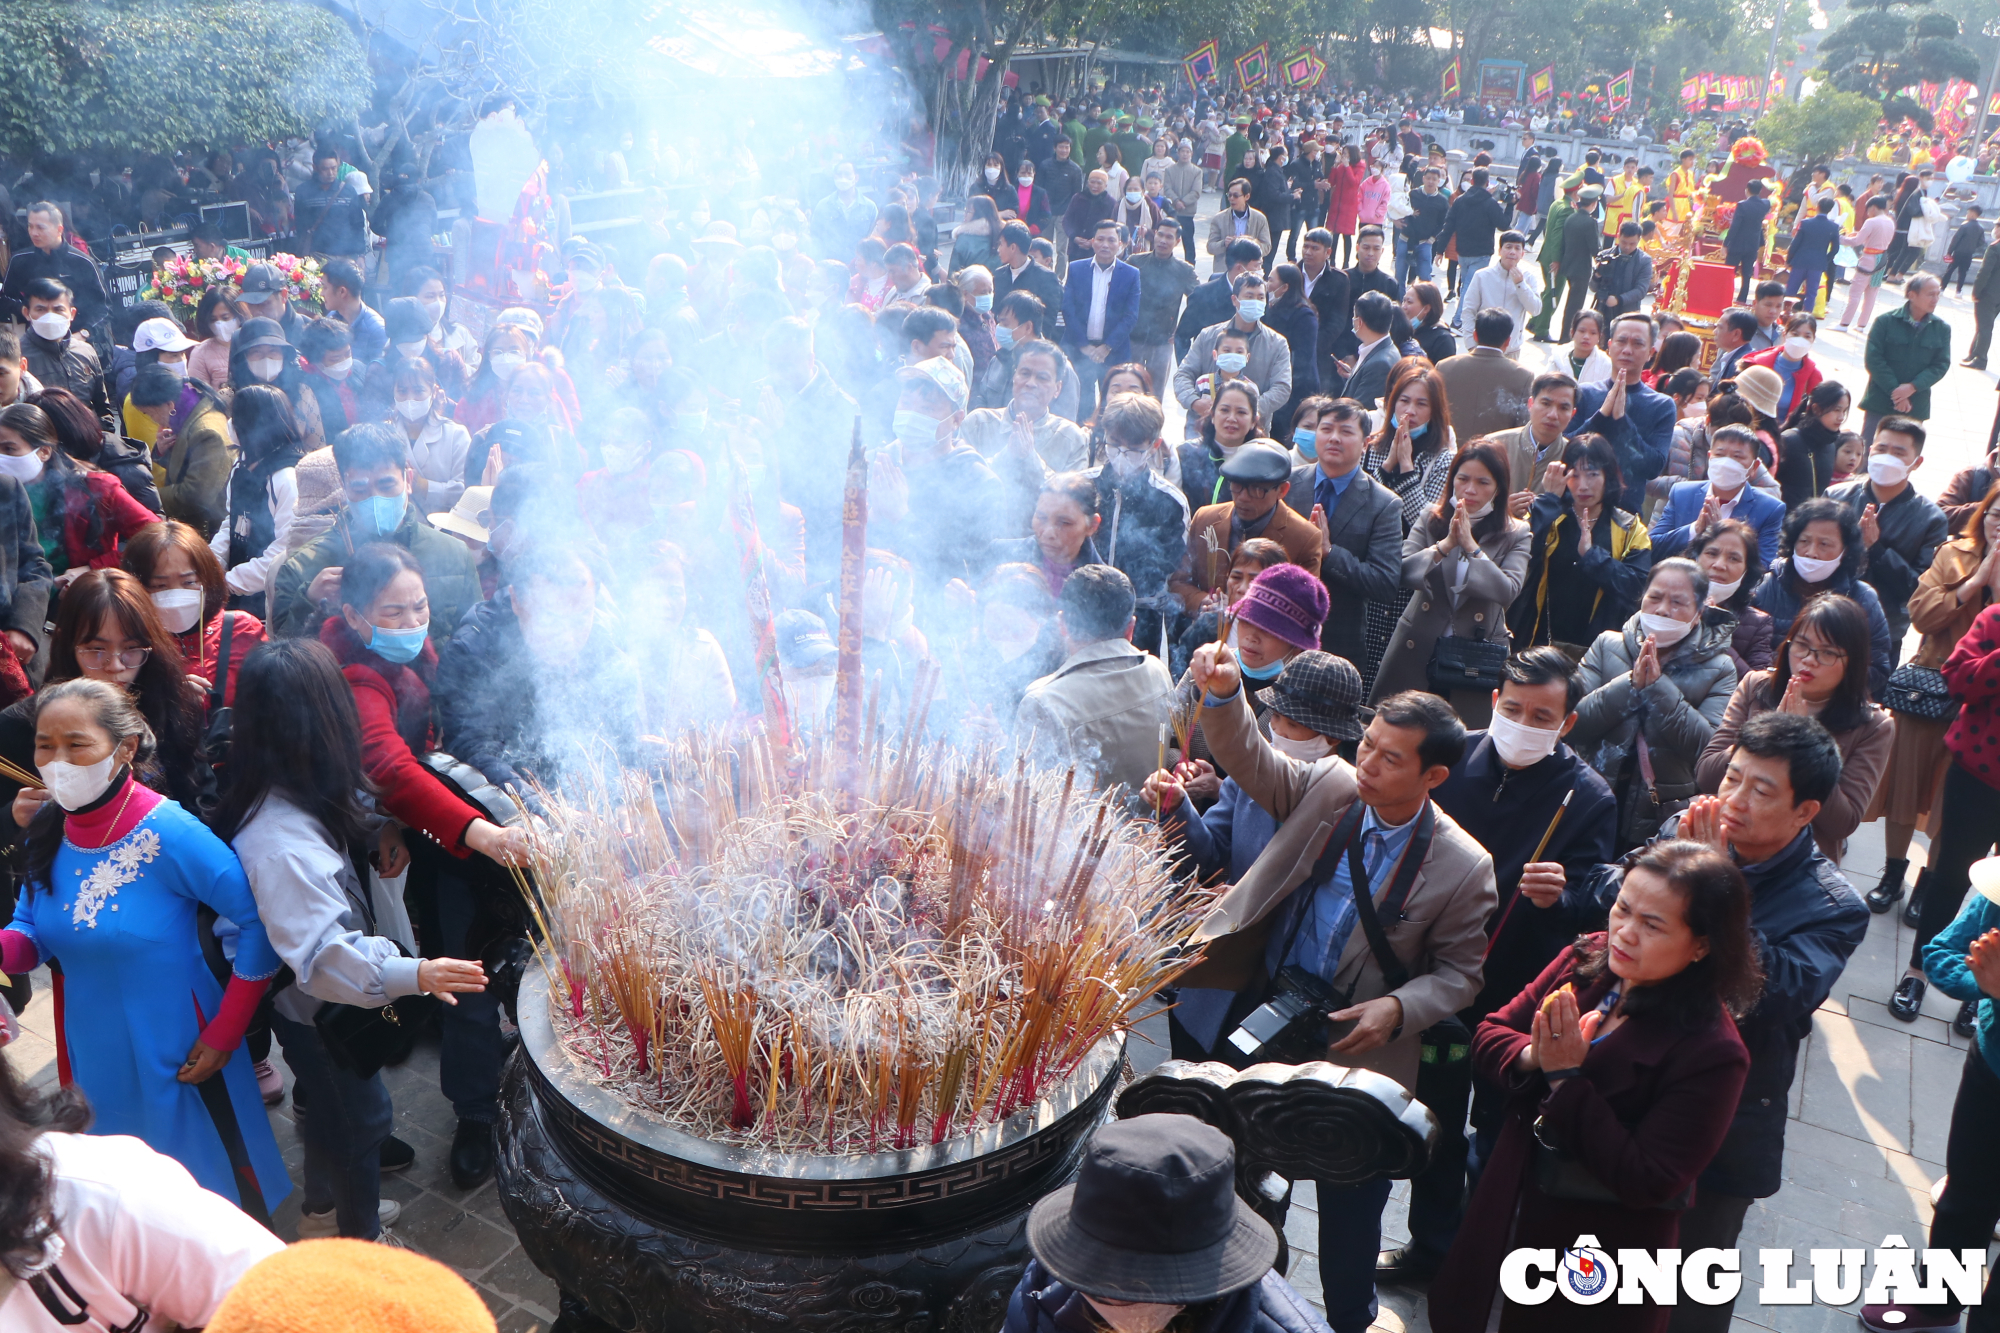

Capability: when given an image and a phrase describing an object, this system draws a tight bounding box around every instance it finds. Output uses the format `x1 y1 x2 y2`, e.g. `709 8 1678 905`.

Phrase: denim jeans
1396 236 1434 288
1316 1176 1395 1333
272 1013 393 1238
436 867 505 1124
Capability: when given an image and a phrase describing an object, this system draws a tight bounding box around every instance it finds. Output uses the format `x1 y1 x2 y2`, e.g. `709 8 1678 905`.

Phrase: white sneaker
297 1198 401 1239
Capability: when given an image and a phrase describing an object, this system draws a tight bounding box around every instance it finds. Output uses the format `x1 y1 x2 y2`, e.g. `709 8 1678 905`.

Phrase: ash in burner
512 728 1210 1155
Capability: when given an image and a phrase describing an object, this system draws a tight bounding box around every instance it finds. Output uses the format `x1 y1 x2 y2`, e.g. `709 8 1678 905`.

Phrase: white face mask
1464 499 1494 519
0 452 44 484
984 167 1001 182
396 339 427 358
1639 609 1695 646
420 299 447 326
319 359 354 382
1109 449 1152 479
150 587 203 634
247 356 283 382
1867 454 1910 486
1271 731 1334 761
394 397 432 421
1705 574 1744 604
212 318 239 342
29 312 70 341
40 753 121 812
488 352 527 377
1487 711 1562 768
160 357 188 379
1783 336 1813 360
1707 455 1749 492
1083 1298 1185 1333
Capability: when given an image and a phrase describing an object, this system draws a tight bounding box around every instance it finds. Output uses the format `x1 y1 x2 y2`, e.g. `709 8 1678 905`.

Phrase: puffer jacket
1002 1260 1331 1333
1750 561 1894 699
1568 606 1740 810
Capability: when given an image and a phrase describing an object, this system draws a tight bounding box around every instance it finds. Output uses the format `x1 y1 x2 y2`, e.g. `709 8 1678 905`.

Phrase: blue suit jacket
1565 379 1677 512
1789 214 1841 273
1649 479 1786 566
1061 258 1141 364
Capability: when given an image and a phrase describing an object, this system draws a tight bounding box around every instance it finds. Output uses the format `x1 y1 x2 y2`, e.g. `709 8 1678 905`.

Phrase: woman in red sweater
123 520 264 706
317 541 527 866
0 404 155 582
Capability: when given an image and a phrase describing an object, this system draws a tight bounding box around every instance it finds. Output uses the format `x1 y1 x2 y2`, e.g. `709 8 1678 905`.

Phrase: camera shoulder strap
1346 802 1437 994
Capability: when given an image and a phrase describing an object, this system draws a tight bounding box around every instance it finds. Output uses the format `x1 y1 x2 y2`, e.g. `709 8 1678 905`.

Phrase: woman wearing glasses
1693 592 1891 864
0 570 210 824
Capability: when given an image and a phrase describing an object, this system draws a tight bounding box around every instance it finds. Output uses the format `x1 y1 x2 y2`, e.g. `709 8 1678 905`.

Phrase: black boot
1867 858 1909 914
450 1118 495 1189
1902 867 1930 930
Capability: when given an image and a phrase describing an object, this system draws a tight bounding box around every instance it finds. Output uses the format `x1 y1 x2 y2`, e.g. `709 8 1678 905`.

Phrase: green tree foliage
1755 86 1887 158
1819 0 1982 121
0 0 369 161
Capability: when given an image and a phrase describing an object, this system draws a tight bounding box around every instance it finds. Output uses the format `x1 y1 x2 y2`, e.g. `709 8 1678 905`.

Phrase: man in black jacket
1441 169 1509 332
1093 393 1190 655
1380 648 1618 1282
1725 178 1773 303
992 223 1065 322
1590 715 1867 1333
1298 228 1352 395
1824 417 1948 656
1397 167 1450 289
1965 232 2000 369
1251 145 1294 274
1591 221 1655 317
1175 238 1263 362
0 201 112 346
1557 188 1604 341
19 277 111 426
1286 398 1400 681
1332 226 1402 360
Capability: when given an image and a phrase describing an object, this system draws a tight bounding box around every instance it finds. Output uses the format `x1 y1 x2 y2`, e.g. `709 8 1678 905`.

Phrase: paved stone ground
3 213 1994 1333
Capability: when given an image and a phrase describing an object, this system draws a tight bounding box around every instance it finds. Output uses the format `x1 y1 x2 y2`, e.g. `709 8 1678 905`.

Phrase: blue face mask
354 492 407 537
994 324 1016 349
1292 427 1317 460
367 621 429 664
974 293 994 312
1387 413 1427 440
1240 654 1286 681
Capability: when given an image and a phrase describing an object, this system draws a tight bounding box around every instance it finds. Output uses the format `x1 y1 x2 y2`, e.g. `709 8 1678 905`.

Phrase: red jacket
320 616 478 856
45 470 157 571
1326 162 1365 234
1740 346 1824 420
1429 940 1749 1333
1945 602 2000 791
173 610 265 708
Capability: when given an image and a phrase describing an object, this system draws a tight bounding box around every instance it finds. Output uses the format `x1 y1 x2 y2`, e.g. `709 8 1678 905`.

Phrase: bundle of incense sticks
510 724 1212 1155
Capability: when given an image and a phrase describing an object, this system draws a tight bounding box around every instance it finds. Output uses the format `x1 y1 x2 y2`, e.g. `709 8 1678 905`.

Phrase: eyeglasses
1790 640 1847 665
76 647 151 671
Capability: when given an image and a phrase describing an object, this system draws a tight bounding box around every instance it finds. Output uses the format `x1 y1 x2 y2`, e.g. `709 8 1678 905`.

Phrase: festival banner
1442 54 1462 99
1680 75 1701 107
1184 39 1219 87
1607 67 1633 110
1532 65 1555 103
1989 90 2000 117
1284 44 1323 88
1235 42 1271 90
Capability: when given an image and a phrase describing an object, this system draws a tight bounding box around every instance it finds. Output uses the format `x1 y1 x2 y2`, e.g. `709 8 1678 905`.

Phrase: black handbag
312 840 439 1079
1427 629 1508 695
1883 662 1959 723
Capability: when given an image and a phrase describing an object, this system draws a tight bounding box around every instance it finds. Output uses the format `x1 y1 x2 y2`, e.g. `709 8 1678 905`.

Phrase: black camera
1225 965 1352 1065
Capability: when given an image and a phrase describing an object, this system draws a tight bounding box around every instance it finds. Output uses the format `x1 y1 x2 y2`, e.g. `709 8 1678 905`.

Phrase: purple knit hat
1234 563 1328 653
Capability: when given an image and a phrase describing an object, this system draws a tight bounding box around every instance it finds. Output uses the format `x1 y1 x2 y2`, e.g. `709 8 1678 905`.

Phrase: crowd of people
0 66 1996 1333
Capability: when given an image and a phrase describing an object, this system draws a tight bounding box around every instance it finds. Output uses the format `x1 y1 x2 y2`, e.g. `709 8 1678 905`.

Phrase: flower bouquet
142 255 247 323
142 252 325 323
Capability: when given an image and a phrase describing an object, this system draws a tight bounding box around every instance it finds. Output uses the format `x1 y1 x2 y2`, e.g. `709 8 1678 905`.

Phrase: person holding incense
0 677 291 1225
1377 646 1618 1286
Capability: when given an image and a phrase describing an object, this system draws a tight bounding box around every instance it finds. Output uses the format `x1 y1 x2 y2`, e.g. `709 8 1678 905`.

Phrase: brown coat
1176 687 1497 1090
1434 347 1535 444
1907 537 1996 668
1481 422 1567 498
1168 497 1327 613
1693 670 1893 864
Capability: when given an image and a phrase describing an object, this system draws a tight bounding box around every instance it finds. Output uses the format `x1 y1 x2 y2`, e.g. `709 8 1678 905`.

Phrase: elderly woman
1371 442 1531 727
1430 839 1758 1333
1568 557 1740 851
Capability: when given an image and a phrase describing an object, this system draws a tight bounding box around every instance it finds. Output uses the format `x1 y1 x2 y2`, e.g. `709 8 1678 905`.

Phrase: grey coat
1568 607 1739 803
1371 516 1532 702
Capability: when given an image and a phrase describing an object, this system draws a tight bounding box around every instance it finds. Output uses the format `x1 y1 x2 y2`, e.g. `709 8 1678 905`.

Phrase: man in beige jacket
1167 641 1496 1333
1016 565 1174 794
